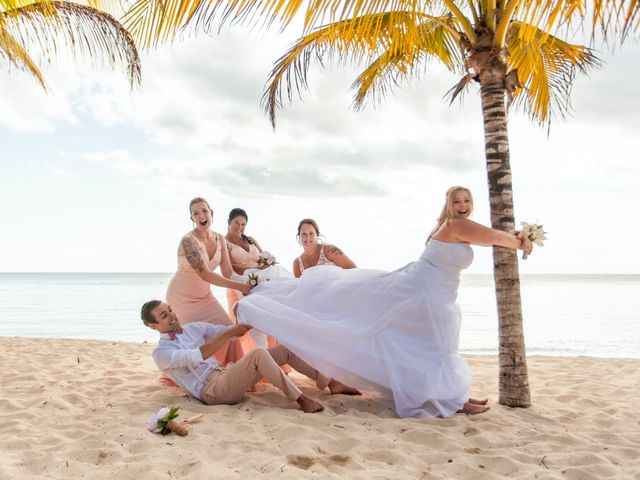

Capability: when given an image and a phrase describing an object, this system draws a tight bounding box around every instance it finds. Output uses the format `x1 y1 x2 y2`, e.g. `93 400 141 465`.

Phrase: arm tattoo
326 245 344 256
181 236 206 273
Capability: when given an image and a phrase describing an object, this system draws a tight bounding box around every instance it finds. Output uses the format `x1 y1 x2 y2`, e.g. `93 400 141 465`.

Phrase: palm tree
121 0 638 407
1 0 141 89
261 8 601 409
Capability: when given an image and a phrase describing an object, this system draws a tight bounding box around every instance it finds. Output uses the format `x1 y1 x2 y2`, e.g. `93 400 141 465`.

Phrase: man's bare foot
297 394 324 413
328 379 362 396
468 397 489 405
459 402 490 415
156 375 179 388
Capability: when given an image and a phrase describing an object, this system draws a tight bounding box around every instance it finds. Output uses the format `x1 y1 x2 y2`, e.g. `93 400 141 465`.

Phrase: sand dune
1 337 639 479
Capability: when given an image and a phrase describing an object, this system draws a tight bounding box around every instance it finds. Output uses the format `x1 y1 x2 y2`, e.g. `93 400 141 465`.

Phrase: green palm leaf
122 0 460 48
352 18 464 110
262 12 464 125
0 14 45 87
1 0 141 88
507 20 599 123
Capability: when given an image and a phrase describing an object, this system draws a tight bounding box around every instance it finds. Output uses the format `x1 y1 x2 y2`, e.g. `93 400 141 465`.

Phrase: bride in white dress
236 187 533 418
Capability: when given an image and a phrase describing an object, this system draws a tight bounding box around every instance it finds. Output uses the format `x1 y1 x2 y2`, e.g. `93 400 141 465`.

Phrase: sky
1 24 639 274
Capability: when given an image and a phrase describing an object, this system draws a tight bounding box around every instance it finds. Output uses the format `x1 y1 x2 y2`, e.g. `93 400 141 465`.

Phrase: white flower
247 273 259 287
147 407 170 433
521 222 548 247
258 251 277 267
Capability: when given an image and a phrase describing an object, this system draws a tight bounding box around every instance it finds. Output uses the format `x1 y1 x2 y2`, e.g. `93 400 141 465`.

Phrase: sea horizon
1 272 638 359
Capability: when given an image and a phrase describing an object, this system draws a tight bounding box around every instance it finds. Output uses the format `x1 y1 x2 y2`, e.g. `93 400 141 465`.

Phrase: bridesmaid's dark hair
228 208 253 244
228 208 248 223
297 218 321 237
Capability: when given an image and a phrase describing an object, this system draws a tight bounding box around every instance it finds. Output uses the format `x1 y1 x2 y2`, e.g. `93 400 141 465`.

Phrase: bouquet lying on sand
520 222 547 260
147 406 202 437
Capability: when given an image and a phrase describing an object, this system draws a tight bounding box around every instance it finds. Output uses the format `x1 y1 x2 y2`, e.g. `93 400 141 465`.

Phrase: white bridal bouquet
257 251 278 267
146 406 203 436
520 222 547 259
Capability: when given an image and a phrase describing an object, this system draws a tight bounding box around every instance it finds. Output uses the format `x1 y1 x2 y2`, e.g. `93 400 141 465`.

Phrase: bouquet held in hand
257 251 277 267
247 272 259 287
520 222 547 259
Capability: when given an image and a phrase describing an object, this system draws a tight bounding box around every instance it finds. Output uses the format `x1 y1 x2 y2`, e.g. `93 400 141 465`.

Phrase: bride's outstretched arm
450 219 533 254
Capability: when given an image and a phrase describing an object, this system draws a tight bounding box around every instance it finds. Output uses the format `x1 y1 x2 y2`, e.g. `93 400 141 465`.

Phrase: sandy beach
1 337 638 479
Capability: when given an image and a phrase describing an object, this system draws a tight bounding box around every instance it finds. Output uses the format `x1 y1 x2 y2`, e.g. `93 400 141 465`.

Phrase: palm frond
1 0 47 10
86 0 129 18
352 18 464 110
350 48 425 111
514 0 638 42
507 20 600 124
121 0 471 49
2 1 141 88
443 71 476 104
262 11 463 126
0 15 45 88
123 0 207 49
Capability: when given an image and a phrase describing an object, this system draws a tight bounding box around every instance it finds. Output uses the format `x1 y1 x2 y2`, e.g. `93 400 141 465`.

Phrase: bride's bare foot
468 397 489 405
297 394 324 413
328 379 362 396
459 402 490 415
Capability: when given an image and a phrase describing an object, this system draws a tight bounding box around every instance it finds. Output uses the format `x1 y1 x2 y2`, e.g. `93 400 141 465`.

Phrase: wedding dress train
237 240 474 418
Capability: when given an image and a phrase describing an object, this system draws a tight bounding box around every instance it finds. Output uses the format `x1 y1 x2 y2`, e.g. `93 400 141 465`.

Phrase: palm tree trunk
478 59 531 408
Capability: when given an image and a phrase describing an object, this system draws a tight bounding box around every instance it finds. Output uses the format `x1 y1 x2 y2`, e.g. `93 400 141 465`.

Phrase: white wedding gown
236 239 474 418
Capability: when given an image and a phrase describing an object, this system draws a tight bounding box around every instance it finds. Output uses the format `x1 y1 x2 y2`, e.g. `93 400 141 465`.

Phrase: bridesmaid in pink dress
166 198 252 366
225 208 264 280
293 218 357 278
224 208 284 357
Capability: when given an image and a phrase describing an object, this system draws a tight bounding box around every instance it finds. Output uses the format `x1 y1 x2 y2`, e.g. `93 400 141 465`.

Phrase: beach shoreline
2 337 639 479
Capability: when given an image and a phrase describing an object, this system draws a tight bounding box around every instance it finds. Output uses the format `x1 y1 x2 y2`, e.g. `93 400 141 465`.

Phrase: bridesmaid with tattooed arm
293 218 357 278
166 197 252 366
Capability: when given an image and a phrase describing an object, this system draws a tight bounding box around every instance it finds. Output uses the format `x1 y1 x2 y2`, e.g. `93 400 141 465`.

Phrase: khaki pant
200 345 330 405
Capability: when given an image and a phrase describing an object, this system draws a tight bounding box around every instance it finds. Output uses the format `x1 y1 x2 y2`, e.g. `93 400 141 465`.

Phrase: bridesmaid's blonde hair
426 186 473 244
189 197 212 215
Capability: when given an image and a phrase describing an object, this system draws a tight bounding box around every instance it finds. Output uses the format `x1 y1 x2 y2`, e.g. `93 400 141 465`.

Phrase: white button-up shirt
152 322 229 399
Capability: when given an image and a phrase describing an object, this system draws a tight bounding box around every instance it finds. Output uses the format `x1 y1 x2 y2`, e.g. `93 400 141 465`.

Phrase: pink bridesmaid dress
297 244 336 274
226 242 261 321
166 234 243 365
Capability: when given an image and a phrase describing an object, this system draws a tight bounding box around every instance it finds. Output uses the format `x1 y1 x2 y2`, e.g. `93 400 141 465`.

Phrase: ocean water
0 273 638 358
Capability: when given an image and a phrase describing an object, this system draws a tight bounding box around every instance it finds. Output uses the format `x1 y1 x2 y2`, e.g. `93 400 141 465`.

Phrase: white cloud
1 26 639 273
0 73 78 133
45 165 73 177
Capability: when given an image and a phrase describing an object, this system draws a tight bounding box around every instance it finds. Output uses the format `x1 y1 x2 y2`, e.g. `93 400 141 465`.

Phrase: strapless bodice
419 239 473 274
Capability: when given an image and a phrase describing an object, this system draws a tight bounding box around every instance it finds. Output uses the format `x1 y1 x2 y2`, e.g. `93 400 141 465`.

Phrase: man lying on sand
141 300 360 413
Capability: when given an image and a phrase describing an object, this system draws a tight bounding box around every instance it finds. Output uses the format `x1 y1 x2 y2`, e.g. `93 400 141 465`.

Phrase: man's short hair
141 300 162 326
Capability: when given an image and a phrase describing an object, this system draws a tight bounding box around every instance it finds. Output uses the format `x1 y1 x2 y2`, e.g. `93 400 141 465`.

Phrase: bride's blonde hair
426 186 473 244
